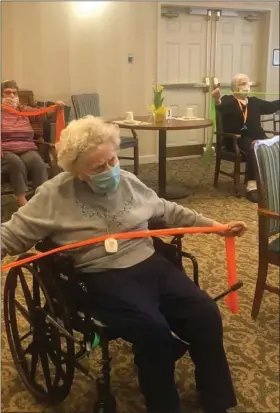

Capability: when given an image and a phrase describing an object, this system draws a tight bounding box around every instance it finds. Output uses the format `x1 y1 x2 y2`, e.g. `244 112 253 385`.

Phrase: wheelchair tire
4 254 75 404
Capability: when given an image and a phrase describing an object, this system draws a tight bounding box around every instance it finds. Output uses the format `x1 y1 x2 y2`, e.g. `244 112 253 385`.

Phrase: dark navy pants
81 253 237 413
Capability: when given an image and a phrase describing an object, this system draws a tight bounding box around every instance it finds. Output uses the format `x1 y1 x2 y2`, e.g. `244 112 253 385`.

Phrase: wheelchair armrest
148 218 183 234
35 238 75 268
148 218 168 230
35 238 58 253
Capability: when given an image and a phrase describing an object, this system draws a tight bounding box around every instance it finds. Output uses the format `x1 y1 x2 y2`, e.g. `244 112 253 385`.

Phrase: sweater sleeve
151 197 214 227
255 98 280 115
125 171 214 228
1 184 56 256
215 95 235 115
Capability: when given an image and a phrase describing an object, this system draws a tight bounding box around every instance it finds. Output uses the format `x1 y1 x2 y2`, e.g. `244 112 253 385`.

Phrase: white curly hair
56 116 120 174
230 73 250 91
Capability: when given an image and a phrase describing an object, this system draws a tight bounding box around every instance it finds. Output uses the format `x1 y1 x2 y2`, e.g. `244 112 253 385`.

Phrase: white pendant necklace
104 237 118 254
104 210 118 254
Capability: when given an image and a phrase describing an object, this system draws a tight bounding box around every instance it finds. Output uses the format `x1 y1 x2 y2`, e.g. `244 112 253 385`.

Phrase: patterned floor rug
1 157 279 413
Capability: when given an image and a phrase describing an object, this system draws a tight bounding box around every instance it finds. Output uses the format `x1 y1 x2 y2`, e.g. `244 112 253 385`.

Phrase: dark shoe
246 189 258 203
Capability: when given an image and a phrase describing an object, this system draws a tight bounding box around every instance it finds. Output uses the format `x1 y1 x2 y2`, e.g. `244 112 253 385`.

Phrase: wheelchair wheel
4 254 75 404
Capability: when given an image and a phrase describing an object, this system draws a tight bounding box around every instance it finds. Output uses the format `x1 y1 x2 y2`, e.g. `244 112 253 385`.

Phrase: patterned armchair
251 136 280 319
71 93 139 175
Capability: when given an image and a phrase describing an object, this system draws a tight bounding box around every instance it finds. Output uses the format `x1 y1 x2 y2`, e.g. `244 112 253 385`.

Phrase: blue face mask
87 163 120 194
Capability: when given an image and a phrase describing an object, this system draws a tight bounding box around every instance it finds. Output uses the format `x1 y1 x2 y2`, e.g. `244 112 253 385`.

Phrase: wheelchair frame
3 235 242 413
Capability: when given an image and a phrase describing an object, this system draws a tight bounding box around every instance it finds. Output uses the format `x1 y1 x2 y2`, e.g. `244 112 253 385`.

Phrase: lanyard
235 99 248 124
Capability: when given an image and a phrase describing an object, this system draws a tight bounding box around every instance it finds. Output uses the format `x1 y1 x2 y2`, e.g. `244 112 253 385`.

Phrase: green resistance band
221 90 279 96
91 333 100 349
203 98 217 166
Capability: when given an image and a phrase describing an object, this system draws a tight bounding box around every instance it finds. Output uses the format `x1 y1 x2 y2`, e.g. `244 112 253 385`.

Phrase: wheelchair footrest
213 281 243 302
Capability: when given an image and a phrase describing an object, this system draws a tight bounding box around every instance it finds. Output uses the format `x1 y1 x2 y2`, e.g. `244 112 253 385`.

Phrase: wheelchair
3 233 243 413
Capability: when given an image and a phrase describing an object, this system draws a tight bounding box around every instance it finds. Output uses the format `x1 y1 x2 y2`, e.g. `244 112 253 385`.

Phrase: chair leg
213 156 221 187
251 258 269 319
233 160 242 197
133 142 139 176
244 163 248 185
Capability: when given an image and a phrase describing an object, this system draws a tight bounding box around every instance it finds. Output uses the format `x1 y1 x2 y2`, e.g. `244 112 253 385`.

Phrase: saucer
123 120 138 124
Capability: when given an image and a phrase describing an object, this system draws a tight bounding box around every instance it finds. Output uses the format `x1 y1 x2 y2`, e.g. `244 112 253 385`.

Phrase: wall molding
120 145 205 165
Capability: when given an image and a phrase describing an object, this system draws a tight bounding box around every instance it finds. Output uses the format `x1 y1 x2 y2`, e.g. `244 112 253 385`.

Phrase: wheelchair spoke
30 350 39 381
47 348 66 382
20 330 32 342
14 299 30 322
33 277 41 307
39 351 53 392
18 270 34 312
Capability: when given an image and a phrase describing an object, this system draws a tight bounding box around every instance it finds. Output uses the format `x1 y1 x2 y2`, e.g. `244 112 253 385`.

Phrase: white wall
2 1 279 161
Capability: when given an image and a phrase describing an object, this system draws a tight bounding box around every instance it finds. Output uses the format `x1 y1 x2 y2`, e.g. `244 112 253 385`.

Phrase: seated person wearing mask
1 116 247 413
212 73 279 203
1 79 64 206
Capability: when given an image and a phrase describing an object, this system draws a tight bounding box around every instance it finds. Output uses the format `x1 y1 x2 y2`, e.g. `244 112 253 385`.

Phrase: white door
213 10 262 91
158 9 212 148
158 6 265 148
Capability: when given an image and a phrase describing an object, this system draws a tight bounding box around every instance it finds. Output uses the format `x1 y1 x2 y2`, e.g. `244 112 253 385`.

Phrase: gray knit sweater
1 170 213 271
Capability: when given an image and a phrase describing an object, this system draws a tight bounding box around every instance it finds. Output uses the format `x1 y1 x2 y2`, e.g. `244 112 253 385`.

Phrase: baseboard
166 144 205 157
119 145 205 166
119 154 157 166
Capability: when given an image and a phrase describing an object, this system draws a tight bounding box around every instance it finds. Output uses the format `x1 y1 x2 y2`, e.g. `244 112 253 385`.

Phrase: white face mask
2 96 19 108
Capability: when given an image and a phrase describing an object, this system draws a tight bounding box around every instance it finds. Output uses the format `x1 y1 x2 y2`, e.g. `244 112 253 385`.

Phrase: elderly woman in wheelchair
1 116 247 413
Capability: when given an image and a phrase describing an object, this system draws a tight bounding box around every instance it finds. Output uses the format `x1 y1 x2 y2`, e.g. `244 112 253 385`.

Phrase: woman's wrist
212 220 222 227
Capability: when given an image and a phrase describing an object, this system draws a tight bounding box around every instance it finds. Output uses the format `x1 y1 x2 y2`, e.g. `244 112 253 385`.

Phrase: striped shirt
1 105 44 153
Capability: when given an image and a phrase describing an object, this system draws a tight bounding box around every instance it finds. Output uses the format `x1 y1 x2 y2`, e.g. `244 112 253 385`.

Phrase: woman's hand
221 221 248 237
55 100 65 107
211 88 220 99
211 88 221 104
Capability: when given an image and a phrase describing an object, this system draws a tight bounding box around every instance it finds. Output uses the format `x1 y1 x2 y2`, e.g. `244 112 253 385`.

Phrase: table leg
158 130 167 198
157 130 194 200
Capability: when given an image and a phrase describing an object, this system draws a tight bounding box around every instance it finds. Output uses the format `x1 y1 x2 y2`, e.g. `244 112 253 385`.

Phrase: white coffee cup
185 107 195 119
126 111 134 121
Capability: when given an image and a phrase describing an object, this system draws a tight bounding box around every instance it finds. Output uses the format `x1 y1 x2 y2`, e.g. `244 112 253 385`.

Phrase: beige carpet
1 157 279 413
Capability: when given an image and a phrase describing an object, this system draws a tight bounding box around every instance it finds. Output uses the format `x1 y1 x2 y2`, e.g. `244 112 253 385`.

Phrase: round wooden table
112 116 212 200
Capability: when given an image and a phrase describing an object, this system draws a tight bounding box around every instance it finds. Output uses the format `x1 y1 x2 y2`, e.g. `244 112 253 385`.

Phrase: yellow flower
155 106 166 114
157 85 164 92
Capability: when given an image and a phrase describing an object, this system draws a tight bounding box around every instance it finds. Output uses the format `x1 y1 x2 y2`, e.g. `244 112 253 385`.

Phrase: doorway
157 5 269 148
